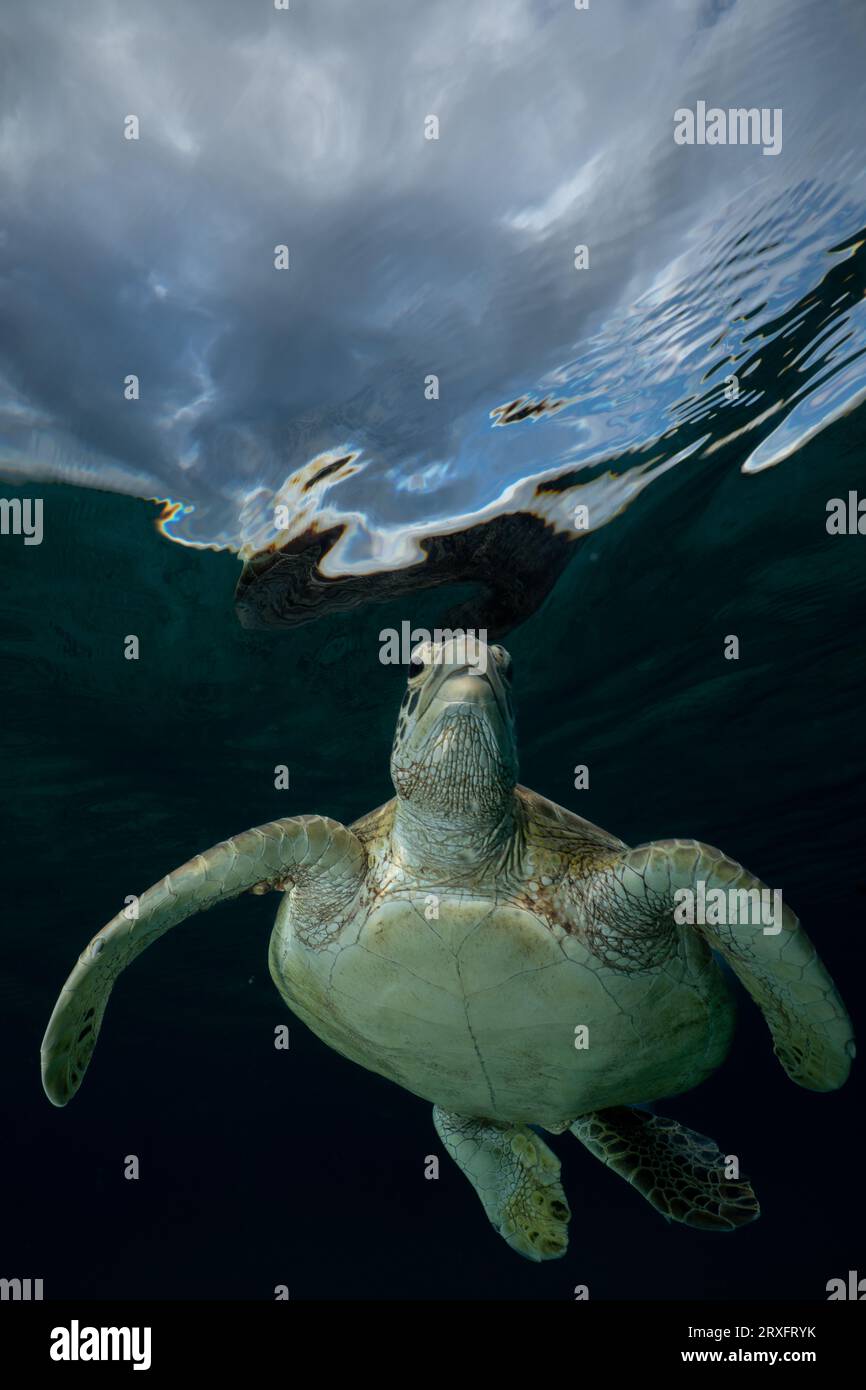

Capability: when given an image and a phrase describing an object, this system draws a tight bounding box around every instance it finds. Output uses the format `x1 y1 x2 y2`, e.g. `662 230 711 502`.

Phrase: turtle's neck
392 796 516 879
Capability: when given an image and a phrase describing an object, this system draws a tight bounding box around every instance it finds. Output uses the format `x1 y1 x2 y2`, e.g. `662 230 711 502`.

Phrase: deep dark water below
2 408 865 1302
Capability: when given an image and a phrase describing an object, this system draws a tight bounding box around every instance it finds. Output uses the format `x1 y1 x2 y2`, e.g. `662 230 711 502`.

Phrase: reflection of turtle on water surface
42 639 853 1261
234 511 574 640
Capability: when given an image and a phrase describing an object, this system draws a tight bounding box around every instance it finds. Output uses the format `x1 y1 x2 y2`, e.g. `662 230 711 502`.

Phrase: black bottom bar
1 1299 861 1375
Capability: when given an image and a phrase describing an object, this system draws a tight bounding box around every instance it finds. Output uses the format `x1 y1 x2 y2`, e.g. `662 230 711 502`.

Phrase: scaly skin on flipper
41 816 365 1106
571 1107 760 1230
434 1106 571 1261
594 839 854 1091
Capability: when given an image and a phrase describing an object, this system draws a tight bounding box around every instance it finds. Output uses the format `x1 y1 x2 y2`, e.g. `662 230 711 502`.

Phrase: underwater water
1 396 864 1299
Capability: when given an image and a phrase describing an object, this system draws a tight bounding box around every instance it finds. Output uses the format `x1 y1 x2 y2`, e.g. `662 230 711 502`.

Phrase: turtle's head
390 636 518 824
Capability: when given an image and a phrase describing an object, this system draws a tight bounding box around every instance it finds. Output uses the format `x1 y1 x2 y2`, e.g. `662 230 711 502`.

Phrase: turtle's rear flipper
571 1107 760 1230
434 1107 571 1261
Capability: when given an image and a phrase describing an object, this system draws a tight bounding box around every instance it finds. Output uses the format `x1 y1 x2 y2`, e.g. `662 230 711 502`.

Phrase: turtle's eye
408 639 435 680
492 646 513 682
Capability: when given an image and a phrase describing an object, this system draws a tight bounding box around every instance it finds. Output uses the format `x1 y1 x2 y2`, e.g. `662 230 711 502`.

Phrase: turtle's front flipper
41 816 365 1106
433 1107 570 1261
597 840 854 1092
571 1107 759 1230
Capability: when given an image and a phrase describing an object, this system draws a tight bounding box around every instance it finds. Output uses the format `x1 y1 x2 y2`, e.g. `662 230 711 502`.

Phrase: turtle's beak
426 662 506 723
437 665 494 700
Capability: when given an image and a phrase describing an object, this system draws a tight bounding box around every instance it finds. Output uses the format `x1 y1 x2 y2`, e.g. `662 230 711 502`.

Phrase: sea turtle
41 637 854 1261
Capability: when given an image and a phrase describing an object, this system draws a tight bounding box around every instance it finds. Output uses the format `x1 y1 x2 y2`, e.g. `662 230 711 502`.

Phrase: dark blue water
1 398 863 1298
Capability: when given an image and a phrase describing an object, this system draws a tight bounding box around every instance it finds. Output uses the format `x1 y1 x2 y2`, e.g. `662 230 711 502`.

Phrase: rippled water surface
2 0 866 572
